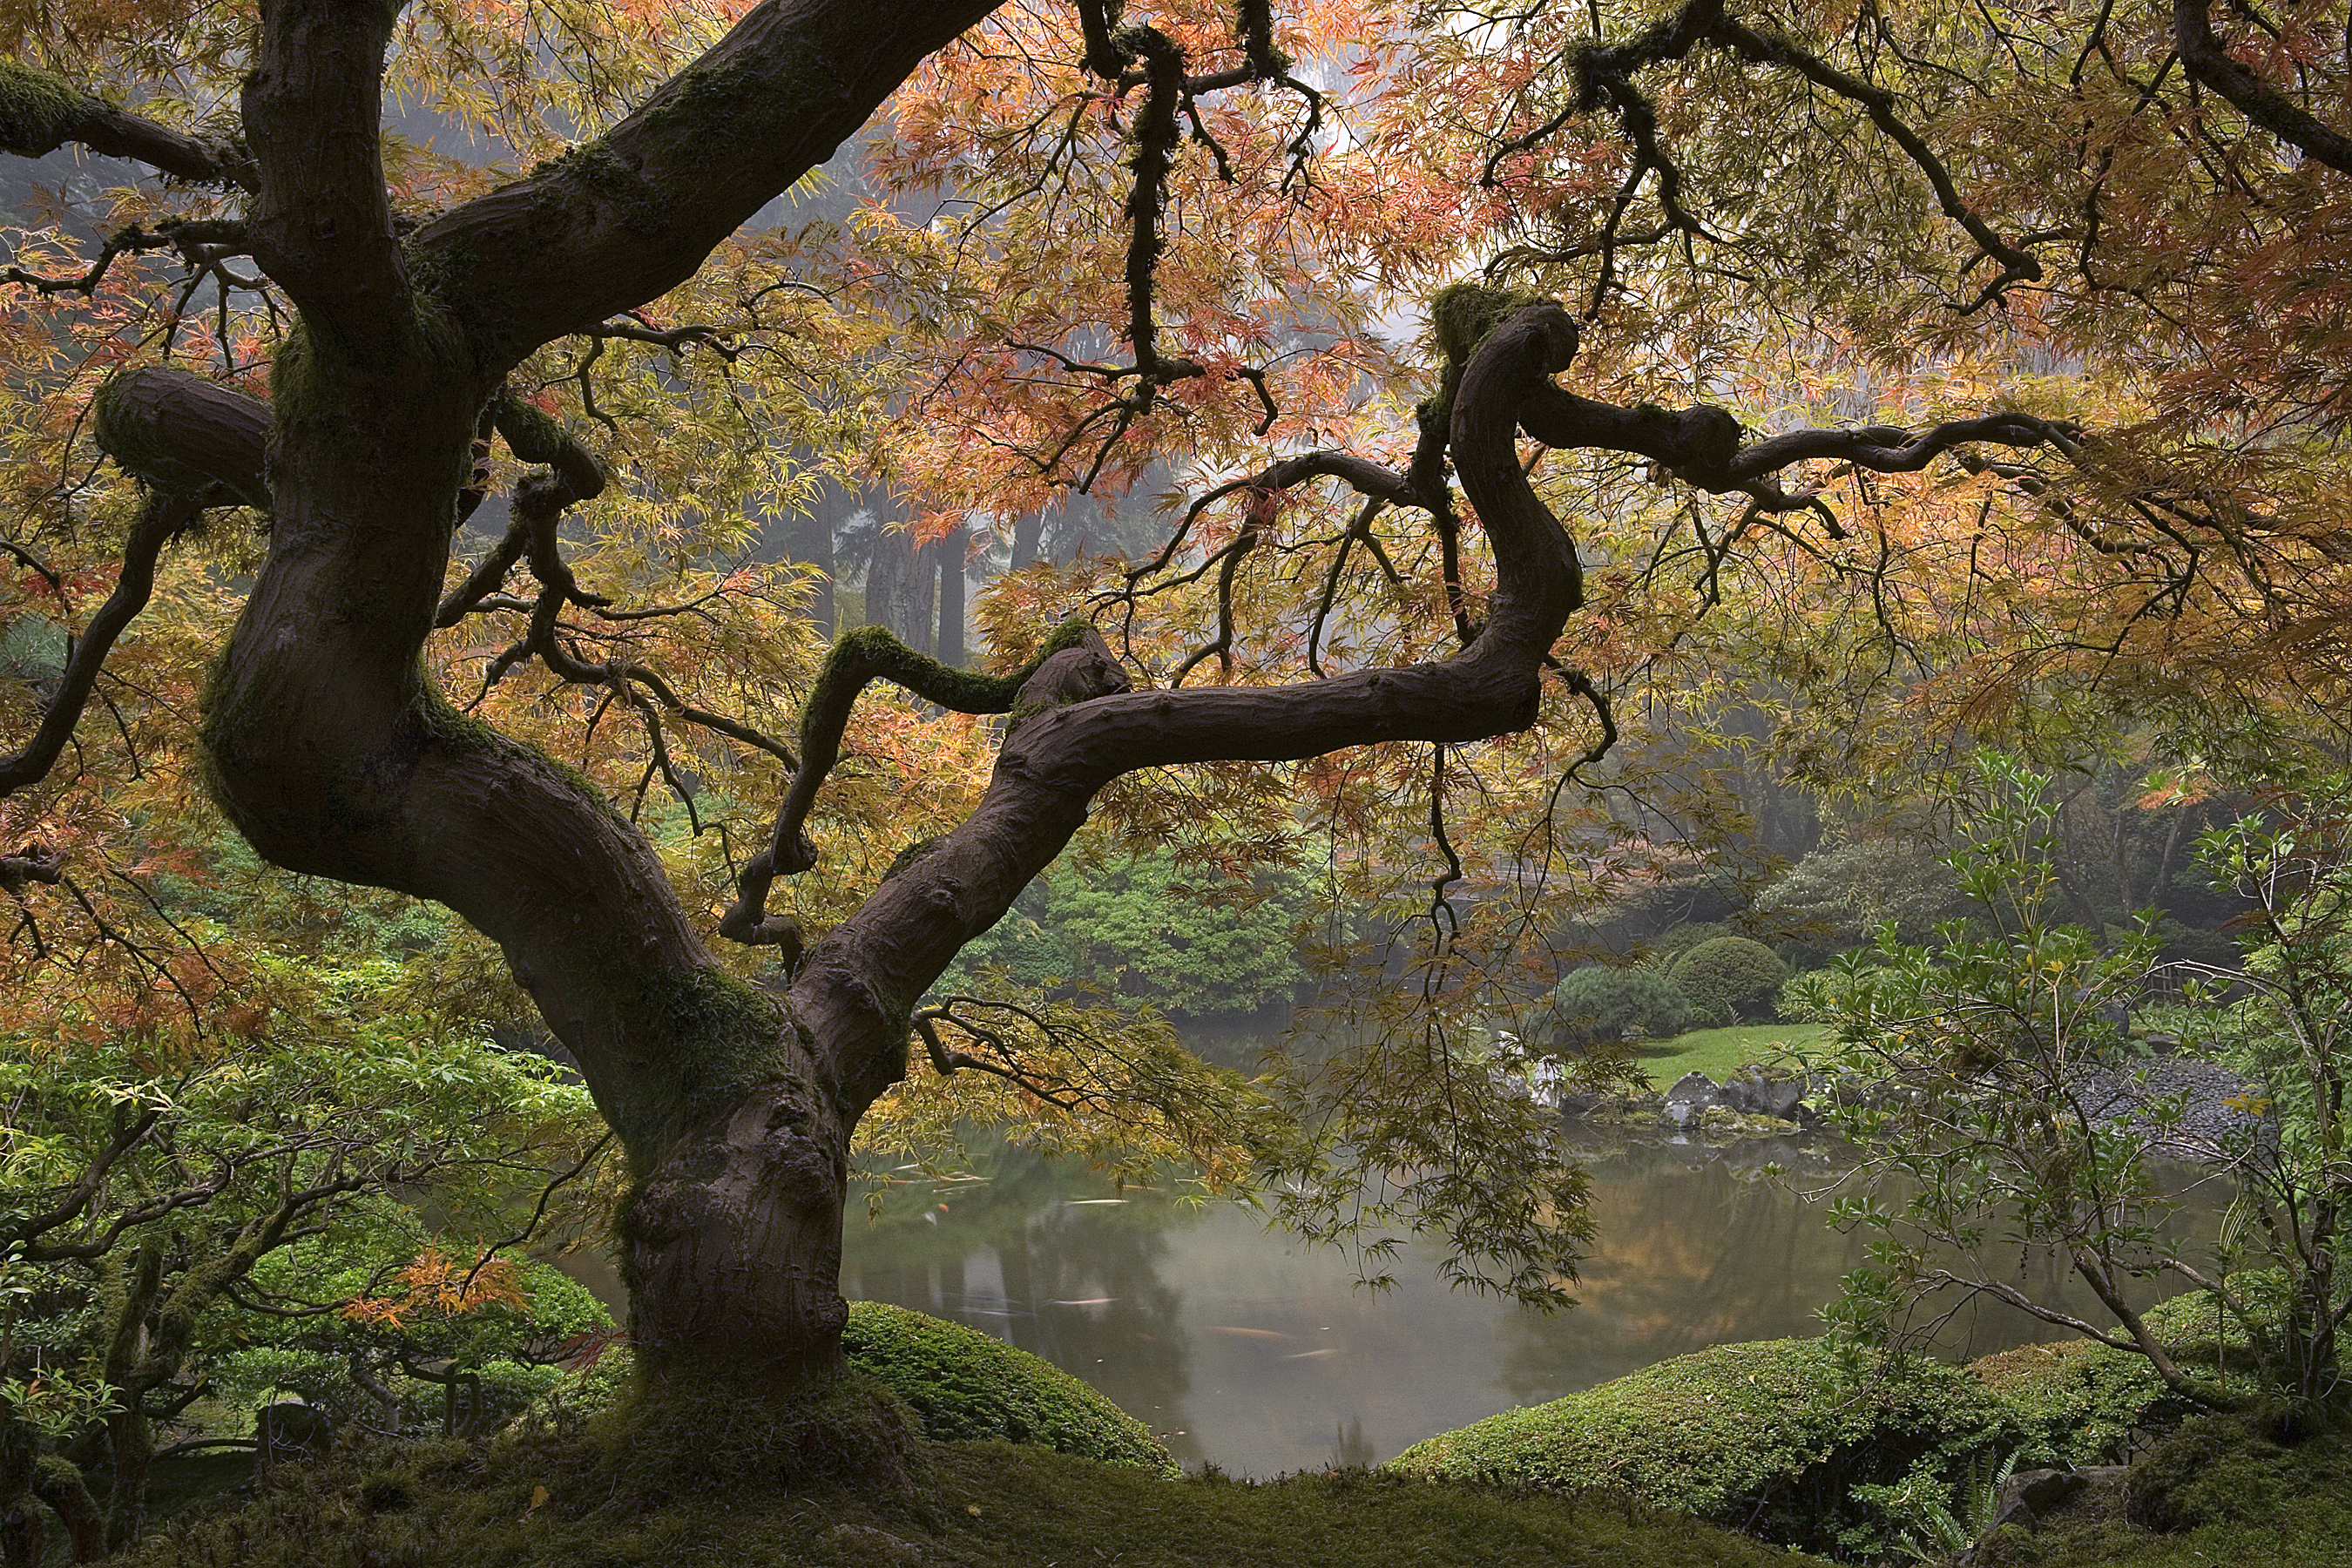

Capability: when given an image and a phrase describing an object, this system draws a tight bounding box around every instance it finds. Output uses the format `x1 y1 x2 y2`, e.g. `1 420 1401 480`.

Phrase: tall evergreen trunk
863 519 907 637
937 521 970 666
908 534 938 657
1010 510 1044 571
781 477 840 637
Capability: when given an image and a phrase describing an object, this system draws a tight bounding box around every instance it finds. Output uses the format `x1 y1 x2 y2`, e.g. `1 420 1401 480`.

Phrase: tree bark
623 1078 855 1392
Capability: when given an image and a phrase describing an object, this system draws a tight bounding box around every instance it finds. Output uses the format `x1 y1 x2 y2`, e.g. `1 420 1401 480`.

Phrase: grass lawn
1630 1022 1831 1092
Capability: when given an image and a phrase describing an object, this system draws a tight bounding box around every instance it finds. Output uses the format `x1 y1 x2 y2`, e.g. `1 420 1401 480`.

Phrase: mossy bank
113 1430 1821 1568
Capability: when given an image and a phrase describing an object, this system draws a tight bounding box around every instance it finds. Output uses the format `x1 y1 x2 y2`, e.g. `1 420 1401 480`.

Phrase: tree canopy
1 0 2349 1447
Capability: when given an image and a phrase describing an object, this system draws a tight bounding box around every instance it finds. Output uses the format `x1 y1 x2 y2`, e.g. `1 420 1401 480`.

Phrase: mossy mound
1969 1338 2187 1465
2122 1410 2347 1535
843 1301 1177 1476
1387 1337 2017 1556
110 1427 1824 1567
607 1371 920 1499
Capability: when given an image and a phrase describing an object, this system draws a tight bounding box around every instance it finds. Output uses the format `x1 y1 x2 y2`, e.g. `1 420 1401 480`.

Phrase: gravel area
2070 1056 2274 1163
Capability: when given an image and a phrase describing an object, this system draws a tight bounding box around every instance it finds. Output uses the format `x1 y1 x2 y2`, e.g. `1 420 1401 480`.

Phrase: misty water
841 1125 2227 1477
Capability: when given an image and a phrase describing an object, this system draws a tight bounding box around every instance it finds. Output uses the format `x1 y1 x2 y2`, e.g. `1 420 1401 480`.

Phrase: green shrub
1969 1339 2185 1465
1386 1337 2015 1557
1775 967 1853 1024
841 1301 1177 1475
1669 936 1788 1025
936 848 1309 1016
1538 965 1694 1049
211 1254 615 1437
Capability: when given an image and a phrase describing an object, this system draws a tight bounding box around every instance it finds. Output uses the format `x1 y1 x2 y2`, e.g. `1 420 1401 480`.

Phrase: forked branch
720 619 1125 945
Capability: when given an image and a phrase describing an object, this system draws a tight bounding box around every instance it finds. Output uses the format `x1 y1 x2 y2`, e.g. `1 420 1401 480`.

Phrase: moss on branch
1423 280 1553 431
0 61 88 155
625 963 789 1146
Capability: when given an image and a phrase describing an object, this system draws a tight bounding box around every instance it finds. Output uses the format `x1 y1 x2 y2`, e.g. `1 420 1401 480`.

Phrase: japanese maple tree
1 0 2337 1443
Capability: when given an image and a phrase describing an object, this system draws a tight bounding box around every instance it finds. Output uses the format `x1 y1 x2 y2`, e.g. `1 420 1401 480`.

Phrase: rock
1967 1463 2126 1557
1696 1105 1742 1136
1722 1067 1805 1120
1664 1071 1723 1110
254 1402 335 1464
1997 1466 2088 1520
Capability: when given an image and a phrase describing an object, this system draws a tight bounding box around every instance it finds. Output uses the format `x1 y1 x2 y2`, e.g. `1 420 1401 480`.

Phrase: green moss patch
1971 1416 2352 1568
605 1371 919 1501
1420 280 1551 430
842 1301 1176 1475
1388 1337 2016 1556
0 60 86 153
110 1424 1824 1567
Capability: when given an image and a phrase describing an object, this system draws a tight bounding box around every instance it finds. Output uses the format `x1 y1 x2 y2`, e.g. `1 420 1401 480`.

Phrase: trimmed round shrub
1670 936 1788 1024
1386 1337 2015 1557
1539 965 1694 1049
842 1301 1177 1474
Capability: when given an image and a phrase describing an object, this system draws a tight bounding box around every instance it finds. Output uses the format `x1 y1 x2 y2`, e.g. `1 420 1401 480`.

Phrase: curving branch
409 0 1008 372
719 619 1121 946
2173 0 2352 174
1707 17 2043 306
0 488 206 799
913 998 1098 1108
464 468 801 804
1513 382 2074 499
0 219 250 299
1481 0 1727 187
436 389 610 627
0 62 256 188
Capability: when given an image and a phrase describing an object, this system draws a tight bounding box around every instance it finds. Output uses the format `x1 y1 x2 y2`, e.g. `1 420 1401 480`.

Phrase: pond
841 1125 2226 1477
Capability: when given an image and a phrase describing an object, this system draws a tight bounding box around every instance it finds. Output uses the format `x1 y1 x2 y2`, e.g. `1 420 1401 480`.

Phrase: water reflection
843 1131 2226 1478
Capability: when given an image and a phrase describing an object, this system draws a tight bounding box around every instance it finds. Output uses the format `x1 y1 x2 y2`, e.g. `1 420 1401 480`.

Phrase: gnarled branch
2174 0 2352 174
720 619 1119 945
0 62 256 188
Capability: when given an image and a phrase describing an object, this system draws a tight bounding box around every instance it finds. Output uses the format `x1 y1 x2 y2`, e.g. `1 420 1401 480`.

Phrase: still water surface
841 1131 2221 1477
